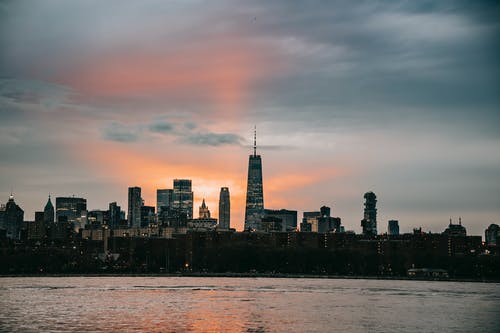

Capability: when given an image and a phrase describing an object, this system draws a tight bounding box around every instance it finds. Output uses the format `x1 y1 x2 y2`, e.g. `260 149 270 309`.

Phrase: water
0 277 499 332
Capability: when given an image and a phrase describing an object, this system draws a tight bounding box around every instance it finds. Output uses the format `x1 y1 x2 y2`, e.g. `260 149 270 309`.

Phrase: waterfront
1 277 499 332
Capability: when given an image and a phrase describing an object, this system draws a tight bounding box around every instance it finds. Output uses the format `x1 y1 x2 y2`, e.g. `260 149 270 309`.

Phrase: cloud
0 78 73 111
149 121 174 133
102 122 139 142
181 132 243 146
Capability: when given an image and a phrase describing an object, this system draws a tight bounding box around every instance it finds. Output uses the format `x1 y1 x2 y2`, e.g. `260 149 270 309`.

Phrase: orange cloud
58 37 284 118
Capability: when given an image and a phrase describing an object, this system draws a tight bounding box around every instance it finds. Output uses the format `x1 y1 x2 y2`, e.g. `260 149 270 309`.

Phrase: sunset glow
1 1 499 235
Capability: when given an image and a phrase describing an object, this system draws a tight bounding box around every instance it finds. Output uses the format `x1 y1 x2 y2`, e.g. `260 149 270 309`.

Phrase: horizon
1 1 499 236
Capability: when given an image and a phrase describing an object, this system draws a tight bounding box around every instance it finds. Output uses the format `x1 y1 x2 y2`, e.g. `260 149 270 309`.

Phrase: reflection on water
0 277 499 332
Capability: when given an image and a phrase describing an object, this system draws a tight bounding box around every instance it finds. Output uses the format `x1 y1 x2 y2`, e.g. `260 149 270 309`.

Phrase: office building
485 224 499 246
173 179 193 219
318 206 342 233
141 205 155 227
361 191 377 235
218 187 230 229
443 217 466 236
27 211 46 239
56 196 87 224
0 194 24 239
128 187 142 228
264 209 297 232
388 220 400 235
157 189 174 214
244 127 264 231
108 202 121 229
301 211 321 232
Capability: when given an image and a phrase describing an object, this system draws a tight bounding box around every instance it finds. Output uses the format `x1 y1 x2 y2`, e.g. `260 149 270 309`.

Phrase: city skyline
1 1 499 235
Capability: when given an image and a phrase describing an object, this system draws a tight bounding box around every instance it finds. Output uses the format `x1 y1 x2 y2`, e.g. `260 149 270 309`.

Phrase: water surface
1 277 499 332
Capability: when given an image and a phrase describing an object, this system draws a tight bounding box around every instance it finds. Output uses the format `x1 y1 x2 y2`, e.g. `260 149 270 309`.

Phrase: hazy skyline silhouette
1 1 499 234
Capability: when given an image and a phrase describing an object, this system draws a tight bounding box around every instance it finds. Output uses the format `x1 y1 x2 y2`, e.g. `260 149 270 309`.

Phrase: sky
1 0 499 235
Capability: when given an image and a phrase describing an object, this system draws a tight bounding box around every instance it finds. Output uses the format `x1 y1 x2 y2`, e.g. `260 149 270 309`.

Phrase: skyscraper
56 196 87 224
388 220 399 235
361 191 377 235
0 194 24 239
108 202 121 229
218 187 230 229
244 127 264 231
173 179 193 219
128 187 141 228
43 195 54 224
157 189 174 214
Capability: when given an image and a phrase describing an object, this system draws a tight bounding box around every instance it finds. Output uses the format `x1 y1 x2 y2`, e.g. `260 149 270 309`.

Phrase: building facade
128 187 142 228
264 209 297 232
0 195 24 239
108 202 121 229
388 220 400 235
157 189 174 214
218 187 230 229
55 196 87 225
244 128 264 231
173 179 193 220
485 224 499 246
361 191 377 235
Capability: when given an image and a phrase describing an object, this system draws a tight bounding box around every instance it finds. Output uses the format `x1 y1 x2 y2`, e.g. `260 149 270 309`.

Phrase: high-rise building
173 179 193 219
108 202 121 229
301 211 321 232
0 194 24 239
361 191 377 235
28 211 46 240
218 187 230 229
157 189 174 214
264 209 297 232
485 224 499 246
388 220 400 235
56 196 87 224
443 217 466 236
43 195 54 224
140 205 155 227
128 187 142 228
244 127 264 231
299 207 341 233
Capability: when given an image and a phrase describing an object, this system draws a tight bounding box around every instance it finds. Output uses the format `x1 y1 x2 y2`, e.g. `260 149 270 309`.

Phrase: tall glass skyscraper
361 191 377 235
128 187 141 228
218 187 230 229
173 179 193 219
157 189 174 214
244 128 264 231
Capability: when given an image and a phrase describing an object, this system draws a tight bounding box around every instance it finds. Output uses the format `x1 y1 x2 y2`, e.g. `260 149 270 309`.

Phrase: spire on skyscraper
253 125 257 157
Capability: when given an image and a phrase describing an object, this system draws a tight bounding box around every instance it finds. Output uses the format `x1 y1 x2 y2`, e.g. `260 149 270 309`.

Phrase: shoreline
1 272 498 283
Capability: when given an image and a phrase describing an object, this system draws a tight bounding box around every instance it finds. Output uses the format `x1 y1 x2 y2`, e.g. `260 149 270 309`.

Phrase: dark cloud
149 121 174 133
102 122 139 143
0 79 73 110
181 132 243 146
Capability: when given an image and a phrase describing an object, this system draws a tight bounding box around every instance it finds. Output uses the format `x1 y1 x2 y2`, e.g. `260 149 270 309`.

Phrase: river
1 277 499 332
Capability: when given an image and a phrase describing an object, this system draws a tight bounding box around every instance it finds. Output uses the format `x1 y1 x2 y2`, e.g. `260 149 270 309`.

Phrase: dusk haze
1 1 499 332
